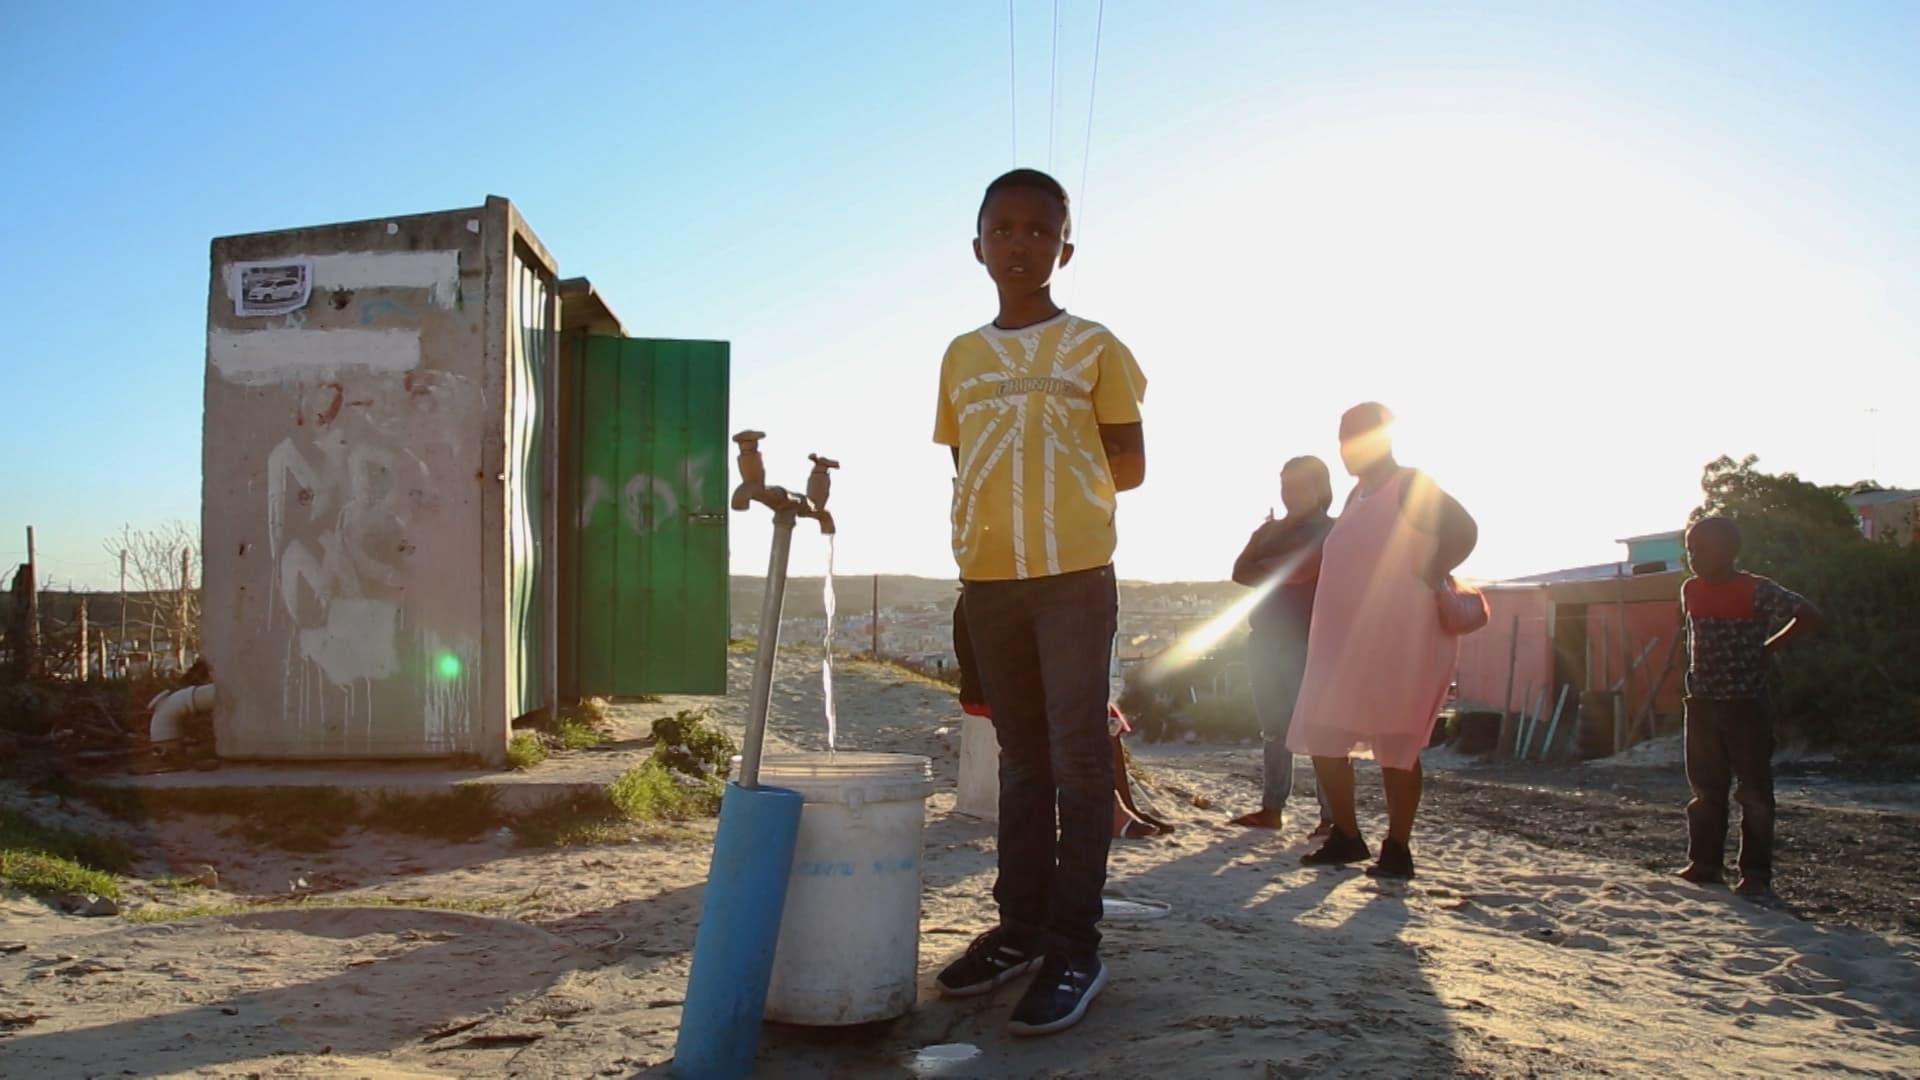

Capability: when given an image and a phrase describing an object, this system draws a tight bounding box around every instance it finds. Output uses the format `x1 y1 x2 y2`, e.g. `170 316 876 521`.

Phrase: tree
1691 456 1920 755
103 522 202 672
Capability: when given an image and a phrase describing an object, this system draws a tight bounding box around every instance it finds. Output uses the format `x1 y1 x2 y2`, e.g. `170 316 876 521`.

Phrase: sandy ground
3 653 1918 1078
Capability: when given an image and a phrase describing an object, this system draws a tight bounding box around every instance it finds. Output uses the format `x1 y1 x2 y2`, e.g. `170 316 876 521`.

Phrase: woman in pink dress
1286 403 1478 879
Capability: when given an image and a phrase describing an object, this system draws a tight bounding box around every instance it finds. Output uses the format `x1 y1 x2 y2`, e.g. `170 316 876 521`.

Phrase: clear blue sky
3 1 1916 590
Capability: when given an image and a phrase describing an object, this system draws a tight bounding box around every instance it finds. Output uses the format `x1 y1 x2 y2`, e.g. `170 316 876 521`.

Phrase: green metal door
564 336 730 697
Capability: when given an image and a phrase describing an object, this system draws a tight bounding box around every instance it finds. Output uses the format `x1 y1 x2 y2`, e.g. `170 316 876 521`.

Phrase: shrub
649 711 736 781
506 732 548 771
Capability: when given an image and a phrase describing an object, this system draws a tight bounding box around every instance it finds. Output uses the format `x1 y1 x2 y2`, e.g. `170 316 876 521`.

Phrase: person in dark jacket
1228 455 1337 834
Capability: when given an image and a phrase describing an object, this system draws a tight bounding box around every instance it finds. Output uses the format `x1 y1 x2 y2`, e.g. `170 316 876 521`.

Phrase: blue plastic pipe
672 781 805 1080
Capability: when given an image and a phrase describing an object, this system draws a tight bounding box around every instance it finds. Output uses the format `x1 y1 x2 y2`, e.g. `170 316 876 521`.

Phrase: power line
1008 0 1018 165
1078 0 1106 231
1069 0 1106 302
1048 0 1061 169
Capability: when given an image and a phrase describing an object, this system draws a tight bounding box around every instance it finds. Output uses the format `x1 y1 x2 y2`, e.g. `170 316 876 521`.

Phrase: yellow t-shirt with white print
933 312 1147 582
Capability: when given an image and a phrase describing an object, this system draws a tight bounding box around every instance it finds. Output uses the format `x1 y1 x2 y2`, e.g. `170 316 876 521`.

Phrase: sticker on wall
233 259 313 317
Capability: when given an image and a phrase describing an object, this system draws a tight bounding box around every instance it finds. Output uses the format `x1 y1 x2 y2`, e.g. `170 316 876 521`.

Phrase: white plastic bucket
736 752 935 1026
954 715 999 821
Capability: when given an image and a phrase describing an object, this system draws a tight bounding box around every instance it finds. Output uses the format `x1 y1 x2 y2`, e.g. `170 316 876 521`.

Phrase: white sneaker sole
1006 964 1109 1037
936 956 1040 999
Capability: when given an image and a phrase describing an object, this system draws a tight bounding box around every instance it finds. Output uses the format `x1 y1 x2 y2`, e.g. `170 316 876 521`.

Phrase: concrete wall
203 199 553 763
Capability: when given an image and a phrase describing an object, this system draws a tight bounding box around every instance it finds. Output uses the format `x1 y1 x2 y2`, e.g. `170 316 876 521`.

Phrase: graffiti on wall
576 454 715 534
265 368 484 740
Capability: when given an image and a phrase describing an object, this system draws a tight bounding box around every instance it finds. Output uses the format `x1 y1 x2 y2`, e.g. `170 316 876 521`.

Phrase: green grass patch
551 717 607 751
609 761 722 822
0 806 133 900
0 850 121 900
506 732 548 771
512 761 722 849
362 785 503 842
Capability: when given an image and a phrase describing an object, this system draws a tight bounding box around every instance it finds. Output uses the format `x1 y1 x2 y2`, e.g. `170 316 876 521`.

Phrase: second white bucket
742 751 935 1026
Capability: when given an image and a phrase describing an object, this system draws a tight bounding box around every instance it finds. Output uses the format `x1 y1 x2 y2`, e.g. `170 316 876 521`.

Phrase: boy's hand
1764 601 1823 654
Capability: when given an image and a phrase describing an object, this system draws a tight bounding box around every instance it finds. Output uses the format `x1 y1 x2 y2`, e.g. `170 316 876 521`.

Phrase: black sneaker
936 927 1041 998
1301 827 1371 867
1733 877 1775 901
1008 952 1107 1037
1365 838 1415 880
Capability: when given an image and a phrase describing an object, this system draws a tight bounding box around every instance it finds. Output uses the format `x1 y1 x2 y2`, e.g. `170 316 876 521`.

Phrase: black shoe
936 927 1041 998
1301 827 1371 867
1677 863 1725 886
1007 952 1107 1037
1365 838 1415 880
1733 877 1775 900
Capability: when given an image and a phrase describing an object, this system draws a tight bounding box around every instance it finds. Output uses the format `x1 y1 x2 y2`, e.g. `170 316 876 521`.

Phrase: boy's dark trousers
1684 697 1776 885
962 564 1118 960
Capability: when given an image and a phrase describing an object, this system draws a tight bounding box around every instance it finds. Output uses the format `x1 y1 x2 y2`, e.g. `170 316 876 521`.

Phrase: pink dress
1286 469 1457 771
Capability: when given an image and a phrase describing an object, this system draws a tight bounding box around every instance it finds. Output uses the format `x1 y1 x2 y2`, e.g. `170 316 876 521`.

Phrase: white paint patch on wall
223 250 462 311
208 327 421 386
310 251 460 308
299 596 401 687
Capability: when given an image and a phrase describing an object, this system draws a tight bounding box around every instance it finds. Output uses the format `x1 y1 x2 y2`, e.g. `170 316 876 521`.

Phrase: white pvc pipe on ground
148 684 215 742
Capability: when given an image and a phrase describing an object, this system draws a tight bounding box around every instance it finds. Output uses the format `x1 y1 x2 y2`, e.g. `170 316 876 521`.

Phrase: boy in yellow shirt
931 168 1147 1037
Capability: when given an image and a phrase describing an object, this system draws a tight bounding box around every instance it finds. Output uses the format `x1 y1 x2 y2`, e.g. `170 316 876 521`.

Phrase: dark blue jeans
962 564 1118 958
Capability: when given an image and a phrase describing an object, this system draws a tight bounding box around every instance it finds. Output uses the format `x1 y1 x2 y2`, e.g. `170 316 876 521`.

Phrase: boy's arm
1764 588 1822 654
1100 422 1146 491
1091 335 1147 492
1232 521 1284 586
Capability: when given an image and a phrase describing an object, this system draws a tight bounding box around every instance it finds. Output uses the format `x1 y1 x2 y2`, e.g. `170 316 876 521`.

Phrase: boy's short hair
1688 515 1742 550
978 168 1072 239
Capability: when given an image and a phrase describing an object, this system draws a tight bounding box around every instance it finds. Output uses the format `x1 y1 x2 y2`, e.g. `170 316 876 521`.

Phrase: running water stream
821 536 838 752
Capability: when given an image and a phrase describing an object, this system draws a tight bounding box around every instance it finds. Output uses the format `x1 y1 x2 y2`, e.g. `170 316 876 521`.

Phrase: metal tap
731 431 777 512
805 454 838 535
730 431 836 533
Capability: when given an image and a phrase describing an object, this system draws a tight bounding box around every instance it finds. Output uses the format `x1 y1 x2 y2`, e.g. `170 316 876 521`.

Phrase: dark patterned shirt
1682 573 1808 701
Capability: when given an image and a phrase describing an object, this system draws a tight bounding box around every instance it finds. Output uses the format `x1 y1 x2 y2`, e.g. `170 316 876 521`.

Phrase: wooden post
118 548 128 678
871 574 880 658
177 545 192 670
1612 690 1627 756
22 526 39 679
1598 624 1609 695
77 599 89 681
1497 615 1520 756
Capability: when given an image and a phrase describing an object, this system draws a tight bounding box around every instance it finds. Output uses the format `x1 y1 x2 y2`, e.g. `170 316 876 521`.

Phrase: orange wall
1455 588 1553 713
1585 600 1685 721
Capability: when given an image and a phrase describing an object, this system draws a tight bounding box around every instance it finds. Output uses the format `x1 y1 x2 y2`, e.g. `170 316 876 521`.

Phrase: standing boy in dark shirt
1229 455 1337 835
1677 516 1821 899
